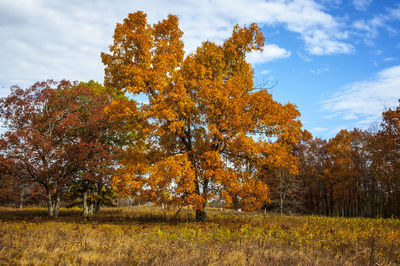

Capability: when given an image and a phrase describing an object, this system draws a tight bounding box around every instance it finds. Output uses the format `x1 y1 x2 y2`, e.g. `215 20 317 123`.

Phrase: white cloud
352 16 386 40
246 44 291 64
0 85 11 99
311 127 328 133
0 0 353 92
316 0 343 8
388 5 400 20
260 70 271 75
352 0 373 11
351 5 400 44
384 57 396 62
310 67 329 74
321 65 400 127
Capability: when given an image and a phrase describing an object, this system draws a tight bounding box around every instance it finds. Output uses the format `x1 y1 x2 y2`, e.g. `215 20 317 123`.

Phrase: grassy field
0 206 399 265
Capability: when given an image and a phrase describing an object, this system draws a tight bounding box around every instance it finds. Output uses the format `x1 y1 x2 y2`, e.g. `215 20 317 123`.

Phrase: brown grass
0 206 399 265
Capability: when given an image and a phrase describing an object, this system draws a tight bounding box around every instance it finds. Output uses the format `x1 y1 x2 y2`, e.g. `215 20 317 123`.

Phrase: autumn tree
261 130 312 214
0 80 125 216
295 128 382 217
102 11 302 221
325 130 361 216
0 140 34 207
0 156 42 208
62 81 130 216
295 134 330 215
372 100 400 217
0 81 66 216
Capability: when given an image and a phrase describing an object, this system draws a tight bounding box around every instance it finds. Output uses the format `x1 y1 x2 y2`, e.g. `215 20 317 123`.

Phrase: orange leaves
223 23 265 60
239 179 270 211
110 172 144 198
261 142 299 175
103 12 303 216
153 14 184 70
147 154 196 205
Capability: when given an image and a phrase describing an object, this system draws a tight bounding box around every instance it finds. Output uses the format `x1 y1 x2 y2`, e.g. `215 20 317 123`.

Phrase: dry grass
0 206 399 265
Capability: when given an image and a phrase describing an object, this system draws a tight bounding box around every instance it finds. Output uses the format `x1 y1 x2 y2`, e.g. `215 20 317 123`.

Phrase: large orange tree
102 11 301 220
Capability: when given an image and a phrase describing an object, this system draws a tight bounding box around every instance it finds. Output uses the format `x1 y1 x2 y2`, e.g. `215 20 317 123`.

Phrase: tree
102 11 302 221
0 81 67 216
0 80 124 216
295 128 384 217
325 130 361 217
62 81 127 216
372 100 400 217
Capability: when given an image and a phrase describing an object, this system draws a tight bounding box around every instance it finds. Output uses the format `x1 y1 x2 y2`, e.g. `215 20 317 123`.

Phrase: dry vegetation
0 206 399 265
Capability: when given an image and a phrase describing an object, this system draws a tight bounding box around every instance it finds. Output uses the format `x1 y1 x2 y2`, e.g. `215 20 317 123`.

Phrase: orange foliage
102 11 302 220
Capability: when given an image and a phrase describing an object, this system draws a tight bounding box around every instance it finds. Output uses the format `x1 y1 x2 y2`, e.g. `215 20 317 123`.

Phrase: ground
0 206 399 265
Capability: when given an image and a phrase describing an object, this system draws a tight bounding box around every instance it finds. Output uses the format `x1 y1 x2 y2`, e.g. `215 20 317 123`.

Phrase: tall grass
0 206 399 265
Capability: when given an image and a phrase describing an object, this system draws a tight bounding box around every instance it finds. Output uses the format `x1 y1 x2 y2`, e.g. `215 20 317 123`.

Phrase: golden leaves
147 154 196 205
103 11 303 213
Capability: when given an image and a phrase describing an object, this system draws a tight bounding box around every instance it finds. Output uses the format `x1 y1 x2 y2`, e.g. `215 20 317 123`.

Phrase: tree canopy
0 80 125 216
102 11 302 220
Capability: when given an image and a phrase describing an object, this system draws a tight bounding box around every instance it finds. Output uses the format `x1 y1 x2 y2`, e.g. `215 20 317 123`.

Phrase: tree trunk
83 190 89 217
324 191 329 216
53 190 61 217
46 186 54 217
195 180 209 221
195 208 207 221
329 189 334 216
95 201 101 213
232 195 240 210
89 202 94 215
195 193 207 222
19 191 24 209
279 171 286 216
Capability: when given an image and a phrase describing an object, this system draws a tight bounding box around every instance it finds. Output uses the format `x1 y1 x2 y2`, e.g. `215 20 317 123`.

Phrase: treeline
1 83 399 219
266 103 400 218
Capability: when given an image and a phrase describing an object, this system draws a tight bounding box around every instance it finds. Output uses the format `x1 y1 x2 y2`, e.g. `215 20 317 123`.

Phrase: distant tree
0 80 125 216
65 181 116 214
0 141 27 207
296 134 329 215
325 130 360 216
102 11 302 221
295 128 387 217
0 81 67 216
62 81 127 216
372 100 400 217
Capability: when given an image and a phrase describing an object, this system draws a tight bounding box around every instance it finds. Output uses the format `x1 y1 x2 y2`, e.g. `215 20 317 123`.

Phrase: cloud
316 0 343 9
352 16 386 40
0 0 354 92
351 5 400 44
352 0 373 11
311 127 328 133
246 44 291 64
260 70 271 75
321 65 400 127
310 67 329 74
231 0 352 55
384 57 396 62
388 5 400 20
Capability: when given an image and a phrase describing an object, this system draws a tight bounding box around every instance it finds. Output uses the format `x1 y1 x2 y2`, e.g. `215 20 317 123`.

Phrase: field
0 206 399 265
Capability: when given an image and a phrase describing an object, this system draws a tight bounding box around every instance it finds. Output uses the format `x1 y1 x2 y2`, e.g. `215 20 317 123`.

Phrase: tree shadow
0 206 258 227
0 207 193 226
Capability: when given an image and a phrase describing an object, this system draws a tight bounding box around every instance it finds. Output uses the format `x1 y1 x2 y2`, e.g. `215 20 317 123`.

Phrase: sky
1 0 400 139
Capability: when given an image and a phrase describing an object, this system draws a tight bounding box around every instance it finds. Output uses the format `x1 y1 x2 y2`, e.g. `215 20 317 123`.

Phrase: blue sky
1 0 400 138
